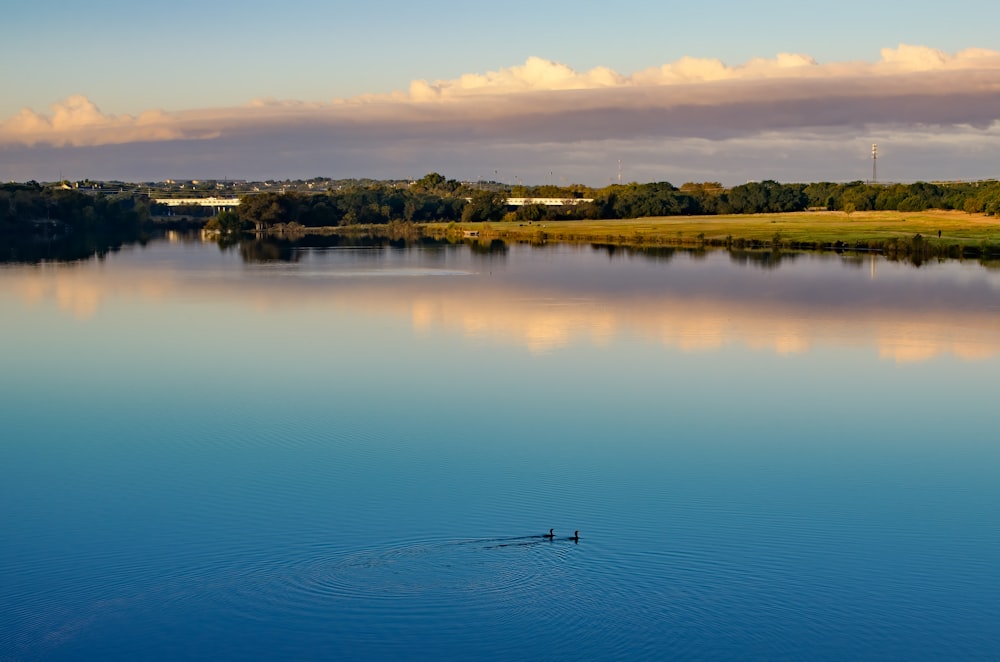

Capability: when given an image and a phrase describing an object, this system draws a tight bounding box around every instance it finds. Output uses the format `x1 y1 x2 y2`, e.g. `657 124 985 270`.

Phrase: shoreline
311 209 1000 261
428 209 998 245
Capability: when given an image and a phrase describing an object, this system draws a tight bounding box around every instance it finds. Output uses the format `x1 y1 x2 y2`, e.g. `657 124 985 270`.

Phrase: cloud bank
3 45 1000 183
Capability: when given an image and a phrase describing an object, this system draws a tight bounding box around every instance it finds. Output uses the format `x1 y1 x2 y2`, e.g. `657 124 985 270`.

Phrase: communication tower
872 144 878 184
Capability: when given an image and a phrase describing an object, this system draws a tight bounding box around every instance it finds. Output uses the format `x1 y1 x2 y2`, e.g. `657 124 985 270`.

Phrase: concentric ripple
221 535 578 620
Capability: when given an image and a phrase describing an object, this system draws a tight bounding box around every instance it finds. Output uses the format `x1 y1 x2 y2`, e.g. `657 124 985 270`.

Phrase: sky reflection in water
4 238 1000 362
1 237 999 661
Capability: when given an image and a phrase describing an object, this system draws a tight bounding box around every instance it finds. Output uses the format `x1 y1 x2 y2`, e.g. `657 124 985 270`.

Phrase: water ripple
222 535 581 620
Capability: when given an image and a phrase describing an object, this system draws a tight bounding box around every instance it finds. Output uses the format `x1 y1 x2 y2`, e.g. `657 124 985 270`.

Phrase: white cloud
0 95 214 147
3 45 1000 183
878 44 1000 71
405 56 626 99
4 45 1000 150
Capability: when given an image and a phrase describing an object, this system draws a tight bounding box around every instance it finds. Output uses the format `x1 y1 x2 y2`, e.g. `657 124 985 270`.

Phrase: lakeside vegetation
0 182 154 262
213 176 1000 229
1 181 151 229
4 176 999 262
426 209 1000 262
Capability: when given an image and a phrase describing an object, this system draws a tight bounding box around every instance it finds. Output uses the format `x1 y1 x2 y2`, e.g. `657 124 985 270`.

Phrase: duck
543 528 555 539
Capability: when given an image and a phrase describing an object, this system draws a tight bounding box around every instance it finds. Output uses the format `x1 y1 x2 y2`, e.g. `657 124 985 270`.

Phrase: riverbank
421 209 1000 255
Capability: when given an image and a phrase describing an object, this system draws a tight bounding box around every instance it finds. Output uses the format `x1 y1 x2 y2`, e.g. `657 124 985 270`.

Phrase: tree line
222 177 1000 229
6 176 1000 235
520 179 1000 220
0 182 154 263
1 181 150 231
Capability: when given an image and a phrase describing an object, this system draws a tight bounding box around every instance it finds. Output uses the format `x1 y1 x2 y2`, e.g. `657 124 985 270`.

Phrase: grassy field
423 209 1000 257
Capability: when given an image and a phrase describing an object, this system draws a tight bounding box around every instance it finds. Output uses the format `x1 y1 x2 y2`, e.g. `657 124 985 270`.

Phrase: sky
2 0 1000 186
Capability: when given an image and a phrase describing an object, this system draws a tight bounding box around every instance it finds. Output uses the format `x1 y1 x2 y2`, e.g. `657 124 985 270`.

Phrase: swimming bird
543 528 555 539
569 530 579 542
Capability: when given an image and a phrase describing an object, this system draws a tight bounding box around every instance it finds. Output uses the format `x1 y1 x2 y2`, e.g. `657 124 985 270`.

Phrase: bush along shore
5 179 999 263
417 209 1000 264
223 211 1000 265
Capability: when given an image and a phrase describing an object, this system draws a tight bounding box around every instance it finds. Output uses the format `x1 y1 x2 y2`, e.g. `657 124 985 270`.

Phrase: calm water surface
2 237 999 660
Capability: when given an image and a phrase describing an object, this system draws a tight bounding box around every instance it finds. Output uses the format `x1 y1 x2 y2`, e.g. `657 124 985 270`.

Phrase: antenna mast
872 144 878 184
618 159 622 186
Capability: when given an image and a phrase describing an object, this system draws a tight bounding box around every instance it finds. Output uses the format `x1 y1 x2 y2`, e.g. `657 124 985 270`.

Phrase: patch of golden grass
427 210 999 247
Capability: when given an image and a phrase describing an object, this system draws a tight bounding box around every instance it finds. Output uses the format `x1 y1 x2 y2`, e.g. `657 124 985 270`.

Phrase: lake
2 234 999 660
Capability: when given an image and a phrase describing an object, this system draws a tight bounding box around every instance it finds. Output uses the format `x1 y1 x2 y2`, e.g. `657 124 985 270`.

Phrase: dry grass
426 210 1000 254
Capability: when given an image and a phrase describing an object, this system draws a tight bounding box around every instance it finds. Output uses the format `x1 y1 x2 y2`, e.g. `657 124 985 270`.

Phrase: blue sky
3 1 1000 184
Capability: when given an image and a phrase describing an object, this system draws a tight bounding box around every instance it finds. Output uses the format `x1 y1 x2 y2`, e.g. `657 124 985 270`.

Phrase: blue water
2 239 999 660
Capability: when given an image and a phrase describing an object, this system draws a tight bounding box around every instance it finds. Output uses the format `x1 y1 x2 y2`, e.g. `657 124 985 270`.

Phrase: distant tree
804 182 840 210
770 183 807 212
413 172 446 192
526 184 575 198
963 197 983 215
300 201 341 227
516 203 547 222
238 192 297 228
726 181 770 214
897 195 929 212
206 209 245 233
841 184 877 212
461 190 507 222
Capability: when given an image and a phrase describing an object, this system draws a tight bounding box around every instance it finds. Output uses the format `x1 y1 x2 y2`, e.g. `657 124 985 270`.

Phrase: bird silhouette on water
543 528 555 539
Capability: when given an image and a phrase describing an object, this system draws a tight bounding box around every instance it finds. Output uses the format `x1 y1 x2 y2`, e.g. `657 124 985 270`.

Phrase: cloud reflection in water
3 242 998 363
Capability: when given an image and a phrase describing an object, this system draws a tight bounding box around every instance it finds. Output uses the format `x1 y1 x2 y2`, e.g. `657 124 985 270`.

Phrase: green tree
206 209 245 233
413 172 446 192
841 183 877 212
516 203 547 222
461 190 507 222
804 182 841 210
238 192 296 228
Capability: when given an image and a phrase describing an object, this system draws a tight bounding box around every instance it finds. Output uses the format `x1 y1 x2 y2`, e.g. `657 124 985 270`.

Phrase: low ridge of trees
5 176 1000 236
0 181 150 232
